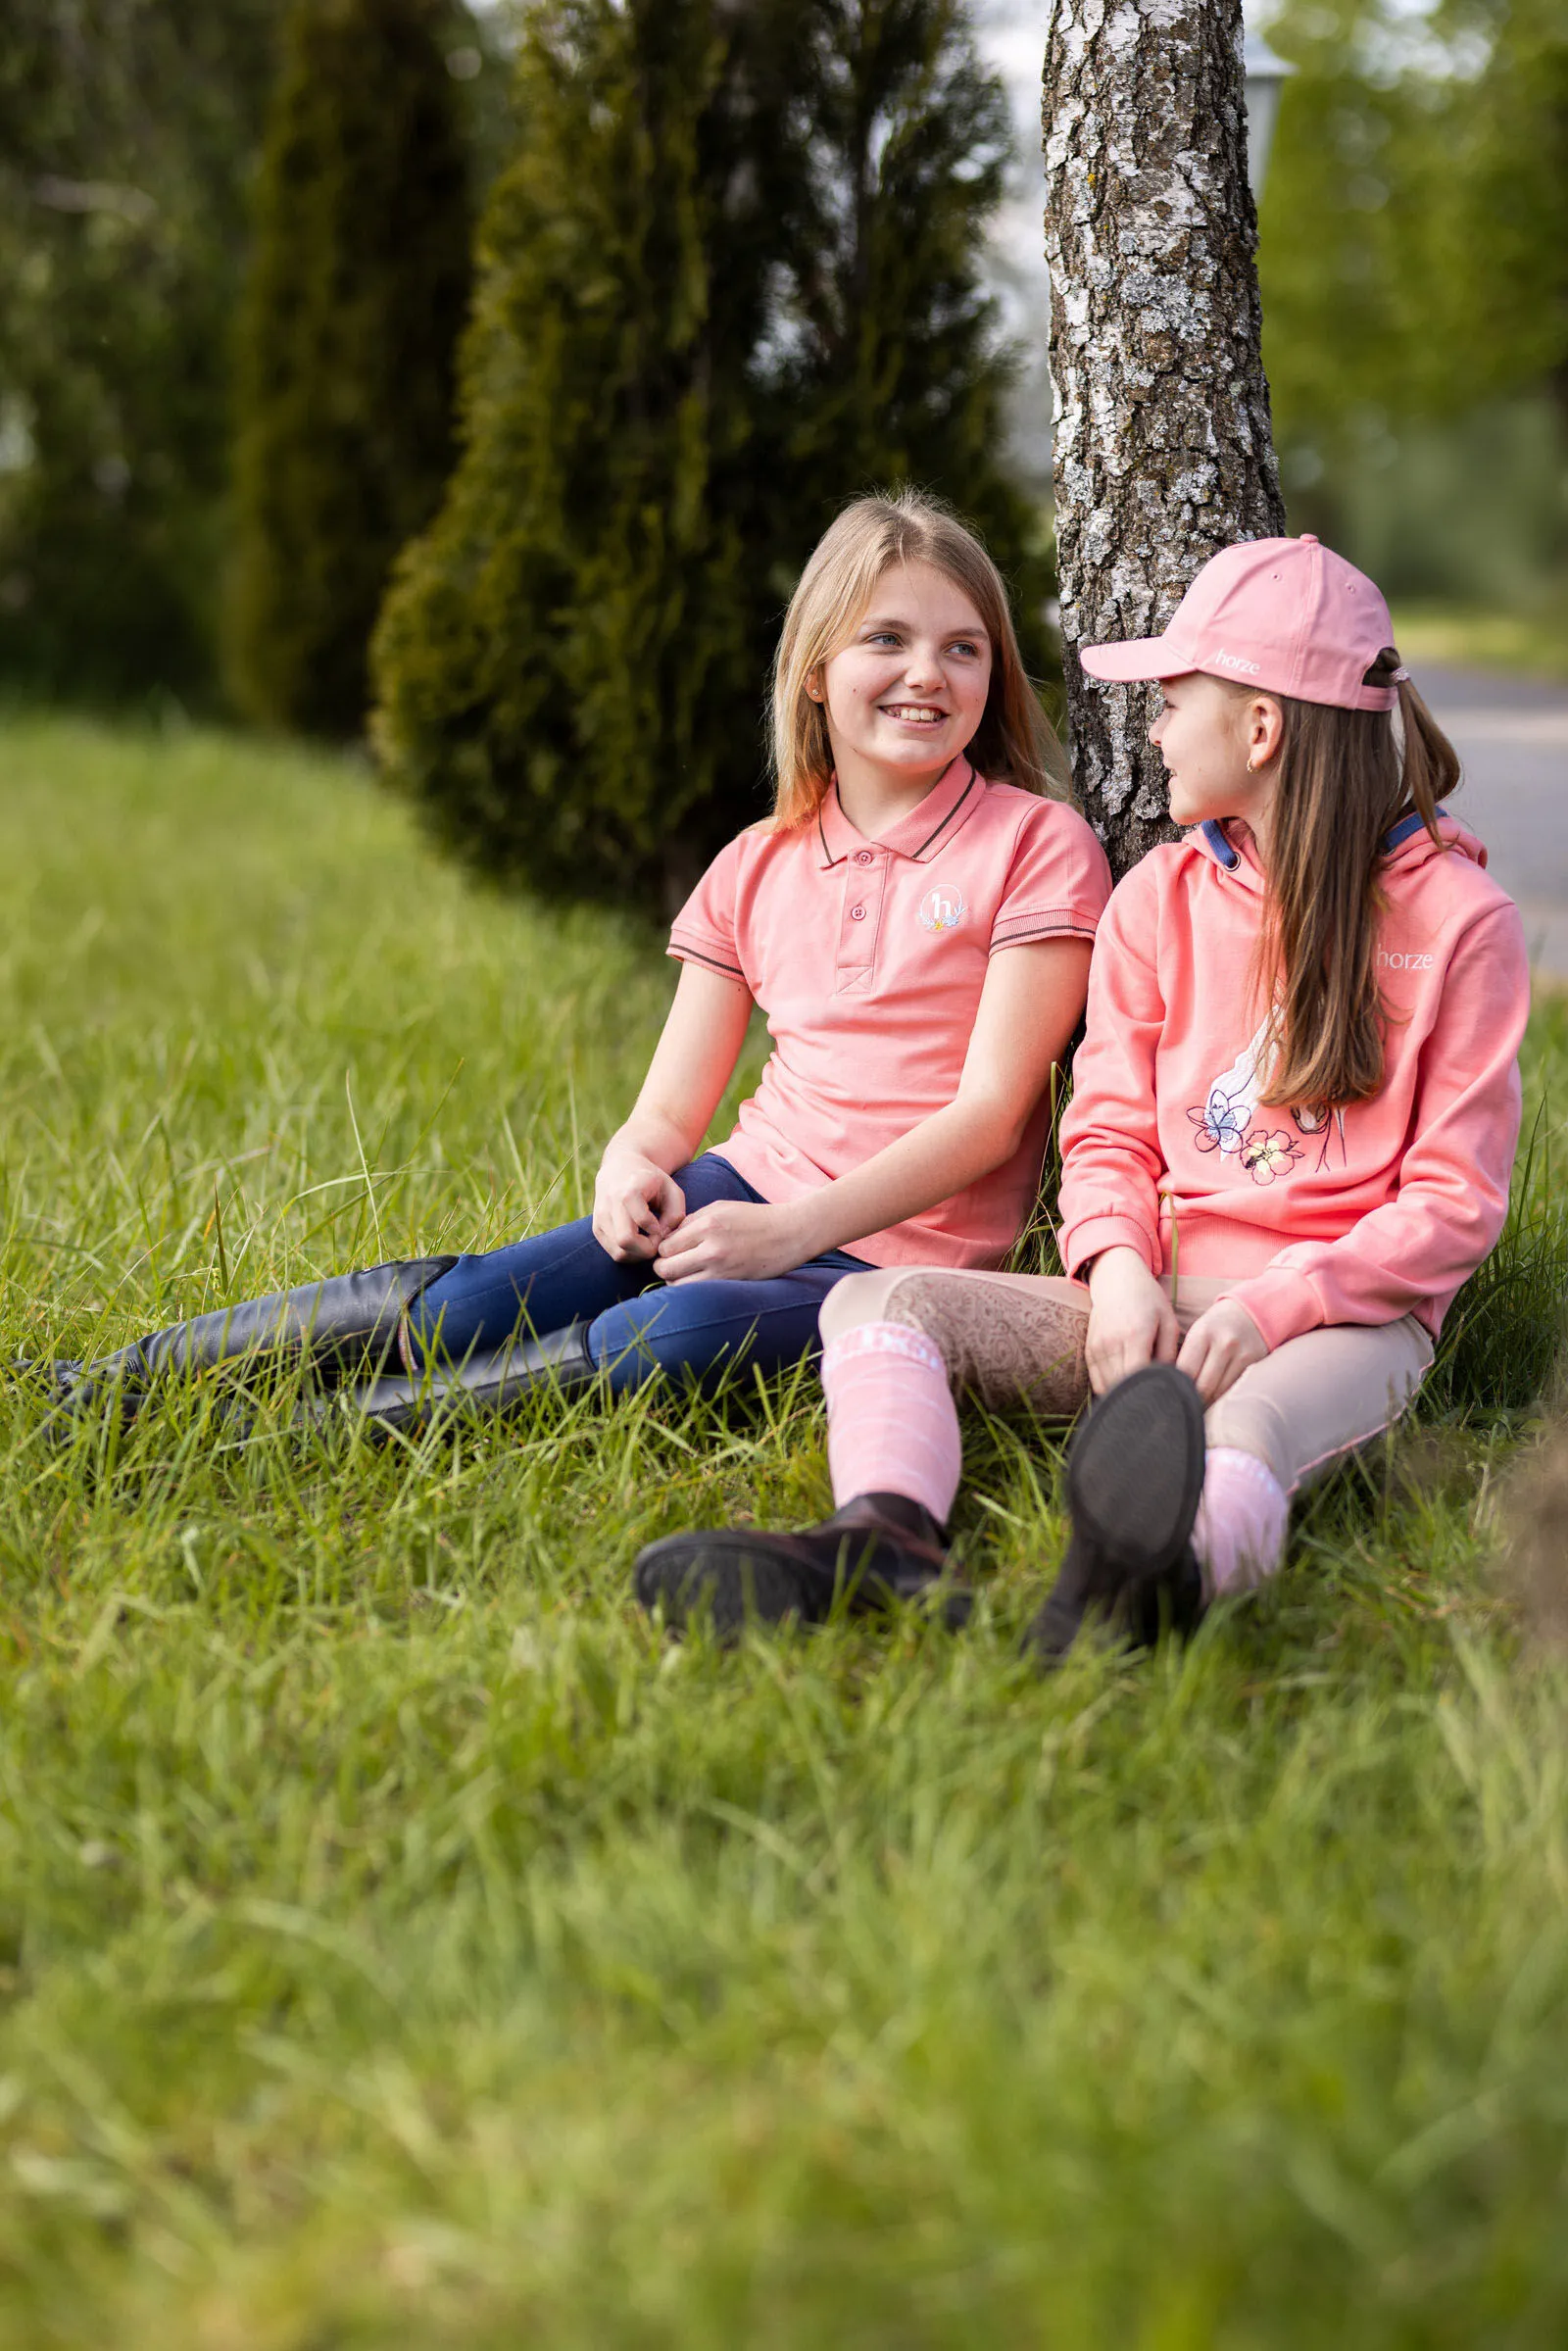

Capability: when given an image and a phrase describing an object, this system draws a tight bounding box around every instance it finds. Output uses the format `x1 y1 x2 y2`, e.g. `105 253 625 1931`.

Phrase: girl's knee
819 1267 920 1346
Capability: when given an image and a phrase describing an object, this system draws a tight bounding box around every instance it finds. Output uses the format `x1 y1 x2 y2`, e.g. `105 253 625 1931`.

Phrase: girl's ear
1248 695 1286 769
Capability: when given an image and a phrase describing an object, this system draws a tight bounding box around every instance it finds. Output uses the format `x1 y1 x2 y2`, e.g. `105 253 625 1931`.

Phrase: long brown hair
1255 649 1460 1110
768 490 1067 826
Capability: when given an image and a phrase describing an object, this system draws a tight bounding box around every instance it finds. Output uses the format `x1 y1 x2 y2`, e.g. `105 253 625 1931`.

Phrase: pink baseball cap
1079 534 1401 712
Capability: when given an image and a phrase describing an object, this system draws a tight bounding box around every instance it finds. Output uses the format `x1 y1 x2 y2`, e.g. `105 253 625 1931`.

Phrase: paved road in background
1421 666 1568 983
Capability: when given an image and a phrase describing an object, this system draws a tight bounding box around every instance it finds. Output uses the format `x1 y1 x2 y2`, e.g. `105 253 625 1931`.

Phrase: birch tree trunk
1042 0 1287 876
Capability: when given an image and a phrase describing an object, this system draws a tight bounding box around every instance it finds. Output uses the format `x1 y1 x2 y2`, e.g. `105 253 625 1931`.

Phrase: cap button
1298 532 1320 546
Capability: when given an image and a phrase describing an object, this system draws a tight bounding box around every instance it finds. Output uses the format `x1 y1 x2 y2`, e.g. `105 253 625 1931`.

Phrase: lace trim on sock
823 1322 947 1378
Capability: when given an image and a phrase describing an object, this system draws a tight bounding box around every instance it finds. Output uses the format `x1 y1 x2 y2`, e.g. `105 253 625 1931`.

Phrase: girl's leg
584 1259 861 1396
816 1266 1093 1526
404 1153 757 1368
632 1267 1095 1638
1195 1314 1434 1596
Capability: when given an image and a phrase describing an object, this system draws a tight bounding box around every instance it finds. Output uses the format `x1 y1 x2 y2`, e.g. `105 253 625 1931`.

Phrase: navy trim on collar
1382 809 1428 854
1204 809 1430 871
911 761 978 861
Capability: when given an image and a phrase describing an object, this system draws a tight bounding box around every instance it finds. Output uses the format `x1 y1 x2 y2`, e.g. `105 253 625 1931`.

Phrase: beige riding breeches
820 1268 1433 1497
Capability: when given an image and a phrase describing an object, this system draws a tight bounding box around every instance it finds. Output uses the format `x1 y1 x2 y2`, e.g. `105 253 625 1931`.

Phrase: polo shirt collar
815 757 982 870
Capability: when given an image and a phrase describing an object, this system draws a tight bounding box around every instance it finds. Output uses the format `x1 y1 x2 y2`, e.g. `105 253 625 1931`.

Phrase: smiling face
1148 671 1284 840
816 560 993 798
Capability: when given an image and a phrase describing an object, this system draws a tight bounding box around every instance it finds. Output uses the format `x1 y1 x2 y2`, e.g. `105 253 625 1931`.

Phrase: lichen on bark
1042 0 1287 875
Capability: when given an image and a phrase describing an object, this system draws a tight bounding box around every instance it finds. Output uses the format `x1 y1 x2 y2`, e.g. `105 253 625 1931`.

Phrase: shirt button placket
836 850 887 992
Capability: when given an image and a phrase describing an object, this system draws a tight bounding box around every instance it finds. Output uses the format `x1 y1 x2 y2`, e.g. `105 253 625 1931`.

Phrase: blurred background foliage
1259 0 1568 621
0 0 508 710
0 0 1562 866
371 0 1049 905
0 0 285 704
225 0 473 738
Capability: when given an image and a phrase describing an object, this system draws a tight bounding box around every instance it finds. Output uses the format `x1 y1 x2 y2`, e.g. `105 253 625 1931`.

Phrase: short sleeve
667 834 750 983
989 800 1112 955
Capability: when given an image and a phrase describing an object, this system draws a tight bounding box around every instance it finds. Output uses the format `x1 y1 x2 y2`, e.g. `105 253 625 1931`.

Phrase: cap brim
1078 635 1190 683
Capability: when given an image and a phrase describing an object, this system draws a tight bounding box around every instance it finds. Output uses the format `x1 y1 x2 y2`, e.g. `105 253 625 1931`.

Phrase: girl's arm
1054 864 1168 1276
593 962 754 1261
654 936 1091 1284
1052 866 1184 1391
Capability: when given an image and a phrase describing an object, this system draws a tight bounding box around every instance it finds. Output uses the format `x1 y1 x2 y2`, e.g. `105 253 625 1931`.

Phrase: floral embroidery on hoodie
1290 1101 1348 1173
1187 1096 1248 1153
1187 1017 1335 1185
1185 1021 1268 1156
1240 1129 1303 1184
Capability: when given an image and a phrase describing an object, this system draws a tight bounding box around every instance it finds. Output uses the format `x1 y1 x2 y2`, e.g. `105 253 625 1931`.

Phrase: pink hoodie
1057 812 1530 1348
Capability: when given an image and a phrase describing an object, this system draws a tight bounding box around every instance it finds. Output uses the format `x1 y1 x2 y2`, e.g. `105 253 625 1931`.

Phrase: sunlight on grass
0 710 1565 2345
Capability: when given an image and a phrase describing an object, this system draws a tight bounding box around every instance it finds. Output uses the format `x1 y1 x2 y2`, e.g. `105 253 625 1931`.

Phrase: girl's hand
654 1200 807 1286
592 1150 686 1263
1085 1248 1180 1394
1176 1298 1267 1403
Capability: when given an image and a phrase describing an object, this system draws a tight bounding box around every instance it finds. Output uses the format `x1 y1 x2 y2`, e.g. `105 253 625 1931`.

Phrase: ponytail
1381 652 1460 845
1255 648 1462 1113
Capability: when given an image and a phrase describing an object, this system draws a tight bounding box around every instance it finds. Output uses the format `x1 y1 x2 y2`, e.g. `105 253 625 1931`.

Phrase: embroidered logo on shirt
917 883 967 934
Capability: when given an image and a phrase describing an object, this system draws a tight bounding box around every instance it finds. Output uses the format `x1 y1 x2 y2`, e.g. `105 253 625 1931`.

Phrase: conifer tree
372 0 790 905
773 0 1049 647
373 0 1043 906
226 0 472 737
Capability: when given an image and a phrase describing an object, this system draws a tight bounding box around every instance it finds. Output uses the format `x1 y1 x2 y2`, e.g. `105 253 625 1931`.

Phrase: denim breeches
404 1152 872 1396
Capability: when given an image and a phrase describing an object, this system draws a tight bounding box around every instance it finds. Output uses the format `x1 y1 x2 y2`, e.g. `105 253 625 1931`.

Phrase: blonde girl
635 534 1529 1650
44 492 1109 1437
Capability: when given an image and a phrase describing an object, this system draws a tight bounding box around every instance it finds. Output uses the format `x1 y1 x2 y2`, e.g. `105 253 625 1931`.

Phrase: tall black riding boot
313 1318 601 1442
40 1256 459 1439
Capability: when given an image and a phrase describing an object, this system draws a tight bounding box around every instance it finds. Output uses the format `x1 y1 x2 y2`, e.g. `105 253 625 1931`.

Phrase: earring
1246 757 1258 773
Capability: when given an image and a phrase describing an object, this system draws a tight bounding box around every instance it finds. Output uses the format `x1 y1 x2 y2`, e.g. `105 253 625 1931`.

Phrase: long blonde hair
1255 650 1460 1110
768 490 1066 827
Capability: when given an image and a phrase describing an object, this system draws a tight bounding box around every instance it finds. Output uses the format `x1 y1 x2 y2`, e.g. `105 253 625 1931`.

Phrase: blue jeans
404 1153 871 1396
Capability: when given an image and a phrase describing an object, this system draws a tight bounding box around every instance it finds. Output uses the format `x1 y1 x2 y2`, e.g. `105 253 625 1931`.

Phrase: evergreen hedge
0 0 286 708
226 0 472 738
373 0 1054 908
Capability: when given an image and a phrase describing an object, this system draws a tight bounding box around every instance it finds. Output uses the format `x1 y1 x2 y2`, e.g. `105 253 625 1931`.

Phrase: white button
855 850 873 865
850 904 866 920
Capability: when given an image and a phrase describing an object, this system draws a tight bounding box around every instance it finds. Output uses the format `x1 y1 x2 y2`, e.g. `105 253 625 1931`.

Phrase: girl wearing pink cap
637 534 1531 1654
39 492 1109 1440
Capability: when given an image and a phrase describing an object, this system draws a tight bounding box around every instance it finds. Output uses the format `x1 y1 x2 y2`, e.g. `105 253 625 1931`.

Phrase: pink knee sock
819 1322 962 1529
1192 1447 1290 1599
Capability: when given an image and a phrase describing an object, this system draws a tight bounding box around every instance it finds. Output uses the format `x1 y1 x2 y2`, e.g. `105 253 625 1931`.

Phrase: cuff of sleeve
1062 1213 1159 1281
667 932 746 981
1216 1267 1324 1350
990 908 1100 952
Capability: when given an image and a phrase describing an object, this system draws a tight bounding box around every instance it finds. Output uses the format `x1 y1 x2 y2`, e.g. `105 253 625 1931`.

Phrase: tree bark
1042 0 1287 877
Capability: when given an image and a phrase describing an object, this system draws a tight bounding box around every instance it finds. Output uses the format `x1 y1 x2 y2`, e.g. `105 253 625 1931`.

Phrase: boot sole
1067 1365 1205 1581
1029 1366 1205 1665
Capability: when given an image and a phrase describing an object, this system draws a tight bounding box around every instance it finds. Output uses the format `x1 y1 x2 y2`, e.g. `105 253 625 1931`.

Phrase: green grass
0 708 1566 2346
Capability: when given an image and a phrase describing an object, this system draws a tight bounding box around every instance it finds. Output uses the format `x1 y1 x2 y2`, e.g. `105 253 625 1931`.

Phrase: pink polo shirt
667 758 1111 1268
